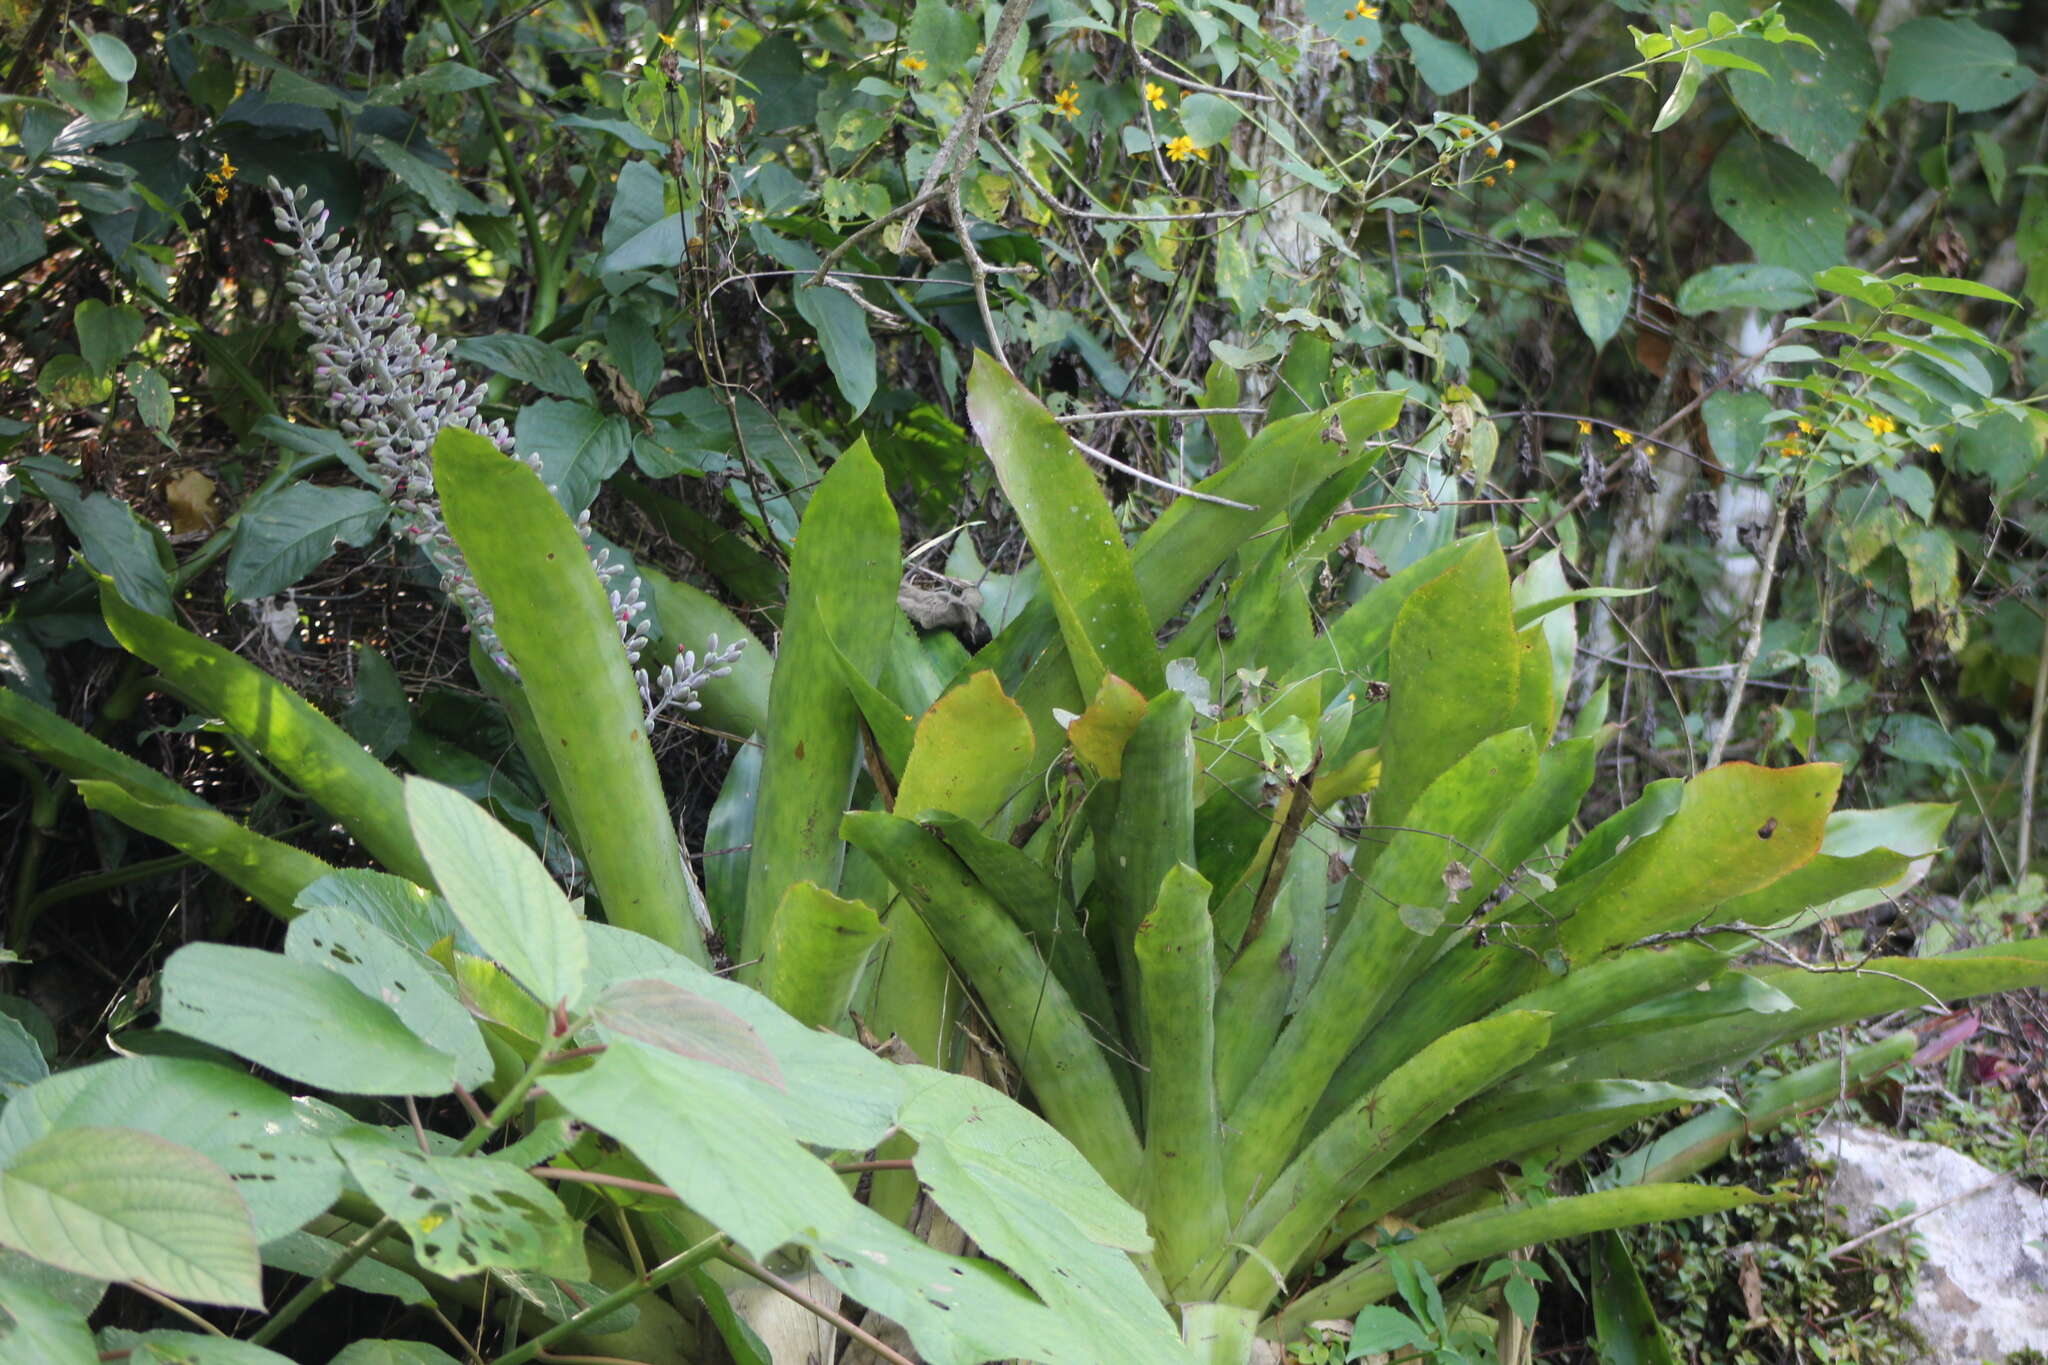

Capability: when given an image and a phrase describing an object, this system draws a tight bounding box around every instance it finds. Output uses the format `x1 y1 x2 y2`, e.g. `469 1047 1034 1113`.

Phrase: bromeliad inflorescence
267 182 741 723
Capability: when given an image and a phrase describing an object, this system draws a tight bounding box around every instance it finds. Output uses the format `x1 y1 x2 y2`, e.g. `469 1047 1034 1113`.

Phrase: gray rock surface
1806 1121 2048 1364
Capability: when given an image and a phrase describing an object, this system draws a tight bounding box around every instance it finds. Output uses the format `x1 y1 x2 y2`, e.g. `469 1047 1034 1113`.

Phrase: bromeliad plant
3 291 2048 1358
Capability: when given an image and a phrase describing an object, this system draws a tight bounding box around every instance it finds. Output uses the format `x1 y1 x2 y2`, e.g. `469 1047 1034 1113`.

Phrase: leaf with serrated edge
0 1128 260 1308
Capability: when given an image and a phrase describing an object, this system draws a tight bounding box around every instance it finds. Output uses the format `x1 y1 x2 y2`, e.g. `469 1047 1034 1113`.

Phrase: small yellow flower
658 30 677 47
1353 35 1367 45
1485 143 1499 158
1577 420 1592 436
215 154 235 180
1481 174 1496 187
1053 84 1081 119
716 13 734 27
1778 438 1806 457
1488 120 1501 130
904 53 928 72
1145 81 1168 110
1339 46 1353 58
1166 135 1208 163
1796 419 1814 435
1927 442 1942 454
1504 158 1516 172
1863 413 1896 436
1397 227 1414 238
1351 1 1379 17
1615 429 1635 446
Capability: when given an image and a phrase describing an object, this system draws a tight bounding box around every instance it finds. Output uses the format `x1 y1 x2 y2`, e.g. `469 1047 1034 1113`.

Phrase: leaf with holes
0 1128 260 1308
334 1140 587 1281
160 944 470 1097
284 907 492 1091
0 1057 346 1244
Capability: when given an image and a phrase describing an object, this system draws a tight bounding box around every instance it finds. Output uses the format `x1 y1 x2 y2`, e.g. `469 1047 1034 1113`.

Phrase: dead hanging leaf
1930 226 1970 277
1442 860 1473 899
165 469 219 534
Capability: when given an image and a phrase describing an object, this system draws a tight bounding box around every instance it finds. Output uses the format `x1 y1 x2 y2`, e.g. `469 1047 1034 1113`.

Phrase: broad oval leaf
1708 137 1851 280
160 943 471 1096
1717 0 1877 169
404 777 588 1011
453 334 593 401
223 482 387 603
1878 18 2036 114
0 1127 260 1308
1675 263 1816 317
284 907 493 1091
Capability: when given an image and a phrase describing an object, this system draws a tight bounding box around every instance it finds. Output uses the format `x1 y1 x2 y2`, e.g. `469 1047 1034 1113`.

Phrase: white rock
1805 1121 2048 1364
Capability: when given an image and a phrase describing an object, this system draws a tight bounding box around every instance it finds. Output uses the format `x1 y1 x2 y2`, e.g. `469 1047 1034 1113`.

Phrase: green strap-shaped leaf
1218 1011 1552 1310
1224 727 1538 1208
1103 690 1198 1036
1325 1080 1722 1259
1270 1183 1769 1336
1604 1031 1917 1188
93 575 431 886
966 352 1163 698
433 428 696 959
1556 761 1842 956
738 439 900 978
841 810 1142 1196
921 810 1131 1107
764 882 886 1030
612 475 785 612
0 686 206 811
72 781 332 922
863 670 1039 1080
984 391 1403 757
1134 863 1224 1293
1588 1230 1681 1365
1372 533 1520 839
1543 941 2048 1087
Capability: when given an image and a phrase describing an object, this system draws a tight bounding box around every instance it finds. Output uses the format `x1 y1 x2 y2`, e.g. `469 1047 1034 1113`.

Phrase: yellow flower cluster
206 154 235 206
1350 0 1379 16
1144 81 1168 110
904 53 928 72
1166 135 1209 163
1863 413 1897 436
